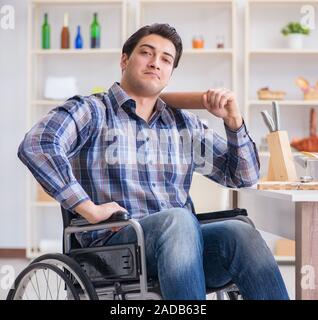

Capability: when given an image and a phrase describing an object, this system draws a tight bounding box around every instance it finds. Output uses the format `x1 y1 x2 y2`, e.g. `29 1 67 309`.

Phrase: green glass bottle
90 13 101 48
42 13 50 49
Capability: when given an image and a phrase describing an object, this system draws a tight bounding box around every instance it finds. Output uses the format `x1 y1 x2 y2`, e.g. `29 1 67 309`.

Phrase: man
18 24 289 300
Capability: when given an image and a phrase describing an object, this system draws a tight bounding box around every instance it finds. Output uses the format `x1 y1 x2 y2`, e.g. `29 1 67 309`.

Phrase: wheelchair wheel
7 262 80 300
30 253 98 300
227 291 240 300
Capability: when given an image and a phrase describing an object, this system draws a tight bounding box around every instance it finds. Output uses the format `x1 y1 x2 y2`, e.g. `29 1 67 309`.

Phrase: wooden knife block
266 131 297 181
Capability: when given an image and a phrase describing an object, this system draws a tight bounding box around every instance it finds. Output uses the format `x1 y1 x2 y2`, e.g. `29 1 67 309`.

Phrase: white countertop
237 187 318 202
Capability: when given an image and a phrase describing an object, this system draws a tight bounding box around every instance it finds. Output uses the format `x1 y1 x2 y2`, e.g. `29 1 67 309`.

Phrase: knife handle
310 108 317 137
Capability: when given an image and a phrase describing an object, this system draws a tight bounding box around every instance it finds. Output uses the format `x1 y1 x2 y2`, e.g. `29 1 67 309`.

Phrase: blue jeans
104 208 289 300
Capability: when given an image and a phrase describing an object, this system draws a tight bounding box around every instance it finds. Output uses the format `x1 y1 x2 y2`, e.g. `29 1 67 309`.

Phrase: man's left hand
202 88 243 130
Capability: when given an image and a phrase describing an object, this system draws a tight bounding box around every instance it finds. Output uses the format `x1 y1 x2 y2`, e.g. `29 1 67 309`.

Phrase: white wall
0 0 28 248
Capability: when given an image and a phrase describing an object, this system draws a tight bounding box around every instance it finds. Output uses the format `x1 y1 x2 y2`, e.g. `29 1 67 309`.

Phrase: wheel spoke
24 289 29 300
42 270 48 300
56 273 63 299
43 269 53 300
29 274 41 300
34 271 41 299
43 269 54 300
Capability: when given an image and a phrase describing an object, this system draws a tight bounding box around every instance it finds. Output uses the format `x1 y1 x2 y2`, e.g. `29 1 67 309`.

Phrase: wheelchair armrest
70 210 131 227
196 208 255 228
196 208 247 221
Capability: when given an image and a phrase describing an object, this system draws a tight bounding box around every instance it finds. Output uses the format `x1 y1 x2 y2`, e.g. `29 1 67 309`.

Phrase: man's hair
122 23 183 68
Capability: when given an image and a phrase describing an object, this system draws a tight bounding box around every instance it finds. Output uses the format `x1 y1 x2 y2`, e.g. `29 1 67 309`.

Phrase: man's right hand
74 200 128 225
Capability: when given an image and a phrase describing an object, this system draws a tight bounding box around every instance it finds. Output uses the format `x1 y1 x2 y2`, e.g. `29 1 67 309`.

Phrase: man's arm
202 89 259 187
162 89 259 187
192 119 260 188
161 90 243 130
18 97 94 211
18 96 128 224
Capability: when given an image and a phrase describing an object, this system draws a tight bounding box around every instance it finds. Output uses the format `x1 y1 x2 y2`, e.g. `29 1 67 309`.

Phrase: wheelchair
7 206 254 300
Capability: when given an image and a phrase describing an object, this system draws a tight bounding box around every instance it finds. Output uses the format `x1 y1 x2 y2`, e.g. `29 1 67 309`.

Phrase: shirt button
161 202 165 207
243 134 246 138
152 183 156 187
146 137 150 141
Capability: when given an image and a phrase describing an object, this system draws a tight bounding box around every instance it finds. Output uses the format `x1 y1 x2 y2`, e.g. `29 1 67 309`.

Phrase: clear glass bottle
216 35 225 49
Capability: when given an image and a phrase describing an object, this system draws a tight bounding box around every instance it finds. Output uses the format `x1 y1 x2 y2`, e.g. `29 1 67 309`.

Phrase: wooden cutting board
257 181 318 190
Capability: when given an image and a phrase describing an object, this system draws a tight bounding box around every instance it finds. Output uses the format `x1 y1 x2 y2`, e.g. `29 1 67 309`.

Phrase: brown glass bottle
61 13 70 49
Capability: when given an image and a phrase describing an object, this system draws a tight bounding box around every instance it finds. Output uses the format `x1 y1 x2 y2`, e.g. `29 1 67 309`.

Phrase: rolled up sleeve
193 117 260 188
17 96 96 210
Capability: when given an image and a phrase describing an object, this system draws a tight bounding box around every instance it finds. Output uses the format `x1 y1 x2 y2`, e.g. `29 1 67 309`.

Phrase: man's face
120 34 176 97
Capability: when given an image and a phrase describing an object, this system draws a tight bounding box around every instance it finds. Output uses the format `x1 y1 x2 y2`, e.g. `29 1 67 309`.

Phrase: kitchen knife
272 101 280 131
261 110 275 132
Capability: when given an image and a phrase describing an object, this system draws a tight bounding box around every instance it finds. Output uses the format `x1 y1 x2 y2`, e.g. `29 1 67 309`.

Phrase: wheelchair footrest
69 243 140 284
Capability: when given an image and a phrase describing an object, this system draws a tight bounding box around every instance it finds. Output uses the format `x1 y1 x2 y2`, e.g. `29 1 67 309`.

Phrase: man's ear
120 53 129 72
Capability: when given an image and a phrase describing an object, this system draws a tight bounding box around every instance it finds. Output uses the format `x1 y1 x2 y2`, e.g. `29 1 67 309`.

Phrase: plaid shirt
18 82 259 247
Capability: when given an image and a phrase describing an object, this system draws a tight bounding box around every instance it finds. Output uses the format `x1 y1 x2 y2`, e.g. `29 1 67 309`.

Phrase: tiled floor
0 258 295 300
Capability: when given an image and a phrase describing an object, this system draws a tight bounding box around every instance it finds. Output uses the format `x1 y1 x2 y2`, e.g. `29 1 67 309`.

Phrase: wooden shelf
31 201 60 208
140 0 233 3
249 49 318 55
32 49 121 55
274 255 295 264
32 100 65 106
249 0 318 3
183 49 232 54
33 0 124 4
249 100 318 106
244 0 318 131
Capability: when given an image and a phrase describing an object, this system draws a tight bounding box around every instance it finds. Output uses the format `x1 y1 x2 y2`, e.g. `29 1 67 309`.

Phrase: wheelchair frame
65 214 161 300
7 208 252 300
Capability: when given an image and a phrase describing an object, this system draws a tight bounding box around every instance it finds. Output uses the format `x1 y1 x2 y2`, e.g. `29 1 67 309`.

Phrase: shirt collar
108 82 134 112
107 82 173 126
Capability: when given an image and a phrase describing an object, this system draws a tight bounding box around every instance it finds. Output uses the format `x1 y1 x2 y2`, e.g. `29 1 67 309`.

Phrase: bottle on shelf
192 35 204 49
42 13 50 49
61 13 70 49
216 35 225 49
75 25 83 49
90 12 101 49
